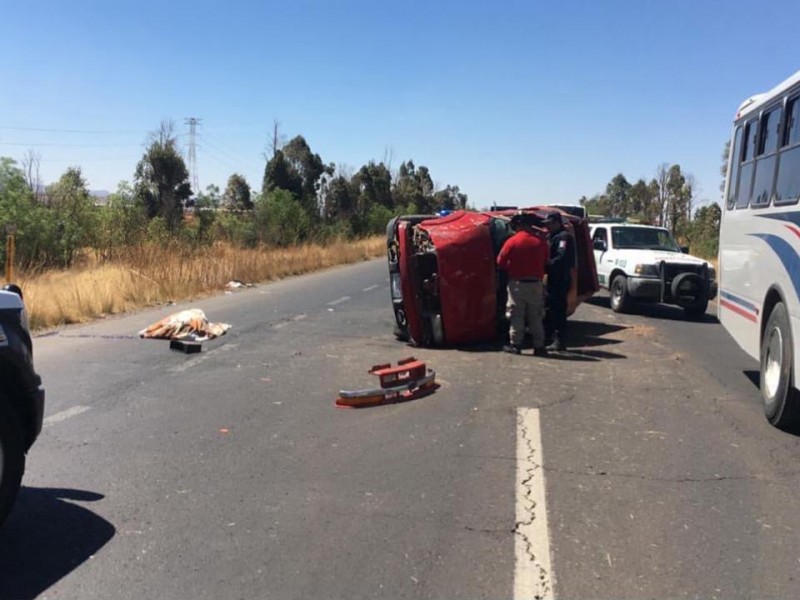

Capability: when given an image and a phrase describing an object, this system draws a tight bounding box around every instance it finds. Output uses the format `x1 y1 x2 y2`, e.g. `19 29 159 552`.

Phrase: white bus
719 68 800 430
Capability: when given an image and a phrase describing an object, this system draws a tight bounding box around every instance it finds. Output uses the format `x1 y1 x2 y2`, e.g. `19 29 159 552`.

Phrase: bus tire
610 276 631 313
760 302 800 430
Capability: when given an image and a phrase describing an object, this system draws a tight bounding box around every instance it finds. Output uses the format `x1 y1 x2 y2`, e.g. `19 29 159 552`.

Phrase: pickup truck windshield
611 226 681 252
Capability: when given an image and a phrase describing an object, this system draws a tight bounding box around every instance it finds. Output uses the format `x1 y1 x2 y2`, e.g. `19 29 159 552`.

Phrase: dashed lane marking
326 296 351 306
168 343 239 373
273 314 307 330
44 405 91 427
515 407 555 600
362 284 380 292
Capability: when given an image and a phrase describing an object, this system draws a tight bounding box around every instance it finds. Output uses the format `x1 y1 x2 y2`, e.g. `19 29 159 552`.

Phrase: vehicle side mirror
593 239 607 252
680 246 689 254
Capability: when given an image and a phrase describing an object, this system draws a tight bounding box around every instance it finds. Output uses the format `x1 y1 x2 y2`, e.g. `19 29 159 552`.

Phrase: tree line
0 120 468 271
579 163 721 258
1 120 725 272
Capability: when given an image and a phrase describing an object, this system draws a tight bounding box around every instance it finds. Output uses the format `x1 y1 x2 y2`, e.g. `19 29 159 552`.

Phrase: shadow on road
744 370 760 390
452 317 628 361
586 294 719 324
538 319 629 361
0 487 115 600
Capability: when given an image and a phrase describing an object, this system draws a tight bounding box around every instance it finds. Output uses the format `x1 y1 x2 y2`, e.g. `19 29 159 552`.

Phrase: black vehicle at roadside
0 284 45 527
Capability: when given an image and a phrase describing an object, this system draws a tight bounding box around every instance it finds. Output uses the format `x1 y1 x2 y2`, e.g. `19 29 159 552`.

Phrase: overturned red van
386 207 598 346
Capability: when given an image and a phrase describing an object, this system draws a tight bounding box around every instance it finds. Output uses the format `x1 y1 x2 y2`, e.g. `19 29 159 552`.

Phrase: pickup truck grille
662 262 707 282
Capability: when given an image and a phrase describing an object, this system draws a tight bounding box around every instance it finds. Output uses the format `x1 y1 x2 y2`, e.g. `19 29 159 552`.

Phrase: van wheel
0 399 25 527
609 276 631 313
761 302 800 430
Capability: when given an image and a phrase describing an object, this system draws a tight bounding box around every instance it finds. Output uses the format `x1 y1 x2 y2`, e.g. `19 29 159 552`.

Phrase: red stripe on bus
785 224 800 240
720 298 757 322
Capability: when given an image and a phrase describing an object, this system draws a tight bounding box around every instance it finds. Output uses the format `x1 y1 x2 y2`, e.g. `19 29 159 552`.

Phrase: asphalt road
2 259 800 600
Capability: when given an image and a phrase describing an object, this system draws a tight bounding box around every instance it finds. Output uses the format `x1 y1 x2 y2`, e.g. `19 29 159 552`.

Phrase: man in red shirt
496 214 550 355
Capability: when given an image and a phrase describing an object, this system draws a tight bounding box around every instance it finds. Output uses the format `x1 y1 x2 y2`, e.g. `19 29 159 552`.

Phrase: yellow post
5 231 15 284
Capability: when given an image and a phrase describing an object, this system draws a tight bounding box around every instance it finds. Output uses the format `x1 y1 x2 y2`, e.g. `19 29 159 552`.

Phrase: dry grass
18 236 385 331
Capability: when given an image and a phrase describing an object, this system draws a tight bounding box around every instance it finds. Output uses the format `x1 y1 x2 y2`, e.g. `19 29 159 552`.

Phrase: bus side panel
719 206 762 361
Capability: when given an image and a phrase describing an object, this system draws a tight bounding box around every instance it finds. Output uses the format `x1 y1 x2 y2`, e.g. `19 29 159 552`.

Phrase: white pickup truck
589 221 717 318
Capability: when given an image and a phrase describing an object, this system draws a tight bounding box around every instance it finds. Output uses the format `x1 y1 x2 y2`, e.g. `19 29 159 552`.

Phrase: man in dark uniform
544 212 575 351
496 214 549 356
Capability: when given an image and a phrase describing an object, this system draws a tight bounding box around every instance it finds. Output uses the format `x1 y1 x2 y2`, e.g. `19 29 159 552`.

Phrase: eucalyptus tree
134 121 192 231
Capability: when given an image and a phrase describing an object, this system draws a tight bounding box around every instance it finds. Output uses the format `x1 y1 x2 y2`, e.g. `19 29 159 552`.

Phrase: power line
0 125 146 134
200 134 262 175
0 141 142 147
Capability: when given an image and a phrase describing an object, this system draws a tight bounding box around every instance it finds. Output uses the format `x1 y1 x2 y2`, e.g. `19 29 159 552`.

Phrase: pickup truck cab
0 285 45 527
589 220 717 317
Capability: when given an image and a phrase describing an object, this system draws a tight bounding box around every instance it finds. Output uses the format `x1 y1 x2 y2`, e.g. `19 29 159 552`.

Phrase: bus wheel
761 302 800 430
610 276 631 313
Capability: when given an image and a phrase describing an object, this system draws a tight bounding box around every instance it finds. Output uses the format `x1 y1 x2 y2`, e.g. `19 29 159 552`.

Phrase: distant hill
91 190 111 205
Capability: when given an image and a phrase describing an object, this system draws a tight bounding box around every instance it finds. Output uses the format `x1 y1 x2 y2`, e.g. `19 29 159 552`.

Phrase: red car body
387 207 599 346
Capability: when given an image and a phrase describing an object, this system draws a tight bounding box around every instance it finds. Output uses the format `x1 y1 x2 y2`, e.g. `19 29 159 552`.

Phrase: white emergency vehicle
589 220 717 317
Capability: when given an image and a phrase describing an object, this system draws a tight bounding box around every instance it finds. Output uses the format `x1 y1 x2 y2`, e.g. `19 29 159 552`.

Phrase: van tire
0 398 25 527
761 302 800 430
610 276 631 313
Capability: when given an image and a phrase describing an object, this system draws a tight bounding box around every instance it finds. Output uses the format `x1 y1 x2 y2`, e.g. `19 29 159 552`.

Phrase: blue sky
1 0 798 210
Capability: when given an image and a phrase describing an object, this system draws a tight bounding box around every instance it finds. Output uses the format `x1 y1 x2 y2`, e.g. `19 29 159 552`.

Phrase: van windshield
611 227 681 252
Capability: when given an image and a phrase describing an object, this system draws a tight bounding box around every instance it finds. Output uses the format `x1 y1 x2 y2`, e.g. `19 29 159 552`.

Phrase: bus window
758 106 781 155
752 106 782 206
726 126 743 210
736 119 758 208
775 96 800 205
783 95 800 147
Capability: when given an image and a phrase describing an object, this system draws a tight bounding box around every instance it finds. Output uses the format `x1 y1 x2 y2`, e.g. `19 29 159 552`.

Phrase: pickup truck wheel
684 298 709 318
609 276 631 313
761 302 800 430
0 399 25 527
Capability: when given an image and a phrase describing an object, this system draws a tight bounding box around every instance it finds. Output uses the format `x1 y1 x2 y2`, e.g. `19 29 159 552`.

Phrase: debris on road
336 357 438 408
170 339 202 354
225 280 255 291
139 308 231 341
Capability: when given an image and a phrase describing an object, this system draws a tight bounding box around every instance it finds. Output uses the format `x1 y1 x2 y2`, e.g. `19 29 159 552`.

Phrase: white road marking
326 296 351 306
362 284 380 292
168 343 238 373
274 314 307 330
515 407 555 600
44 405 91 427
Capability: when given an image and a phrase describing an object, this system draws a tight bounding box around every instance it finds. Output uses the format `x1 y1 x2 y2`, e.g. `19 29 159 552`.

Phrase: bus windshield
611 226 681 252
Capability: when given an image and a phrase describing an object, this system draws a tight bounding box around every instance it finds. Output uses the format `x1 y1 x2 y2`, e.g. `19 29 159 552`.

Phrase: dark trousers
545 279 569 342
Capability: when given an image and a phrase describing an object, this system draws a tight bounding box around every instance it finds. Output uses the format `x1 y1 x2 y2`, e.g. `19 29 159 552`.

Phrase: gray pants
506 280 545 348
